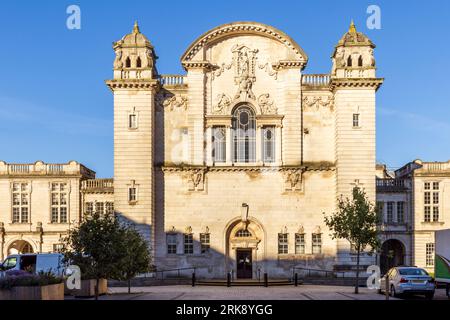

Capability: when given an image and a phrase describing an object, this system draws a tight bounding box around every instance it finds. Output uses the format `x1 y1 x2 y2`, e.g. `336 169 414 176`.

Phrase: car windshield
398 268 428 276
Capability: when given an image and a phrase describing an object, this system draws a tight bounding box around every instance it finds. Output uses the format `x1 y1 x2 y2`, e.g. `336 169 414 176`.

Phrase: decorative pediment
181 22 308 64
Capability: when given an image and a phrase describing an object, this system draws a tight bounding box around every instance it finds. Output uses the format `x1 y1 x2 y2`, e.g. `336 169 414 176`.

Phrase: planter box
66 279 108 297
0 283 64 300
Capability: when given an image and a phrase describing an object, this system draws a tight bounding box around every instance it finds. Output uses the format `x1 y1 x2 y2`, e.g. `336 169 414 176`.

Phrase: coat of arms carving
232 44 258 100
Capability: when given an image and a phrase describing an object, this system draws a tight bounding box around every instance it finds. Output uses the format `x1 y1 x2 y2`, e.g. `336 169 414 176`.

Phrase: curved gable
181 21 308 64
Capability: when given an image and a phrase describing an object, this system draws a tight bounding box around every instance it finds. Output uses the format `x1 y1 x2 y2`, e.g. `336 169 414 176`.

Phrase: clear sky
0 0 449 177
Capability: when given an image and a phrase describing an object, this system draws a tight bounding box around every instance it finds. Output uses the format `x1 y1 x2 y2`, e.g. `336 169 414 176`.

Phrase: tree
115 227 151 294
324 186 380 294
62 211 128 300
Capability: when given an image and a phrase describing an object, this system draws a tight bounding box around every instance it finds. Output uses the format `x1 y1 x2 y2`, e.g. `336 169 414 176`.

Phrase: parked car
435 229 450 298
379 266 435 299
0 253 65 277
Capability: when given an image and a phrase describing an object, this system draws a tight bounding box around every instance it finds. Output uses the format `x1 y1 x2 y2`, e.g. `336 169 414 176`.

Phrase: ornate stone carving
113 49 123 69
258 94 277 115
283 169 303 191
156 94 188 111
232 44 258 100
212 93 232 115
185 226 192 234
258 63 278 79
187 169 206 192
302 95 334 110
297 225 304 234
212 62 232 80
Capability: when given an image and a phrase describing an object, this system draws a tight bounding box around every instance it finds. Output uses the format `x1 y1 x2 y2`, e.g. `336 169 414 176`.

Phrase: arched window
232 105 256 163
136 56 142 68
347 55 352 67
358 55 363 67
235 229 252 238
125 57 131 68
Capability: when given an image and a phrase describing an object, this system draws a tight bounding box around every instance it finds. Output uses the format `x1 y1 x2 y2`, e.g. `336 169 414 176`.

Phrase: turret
331 20 376 78
112 21 158 80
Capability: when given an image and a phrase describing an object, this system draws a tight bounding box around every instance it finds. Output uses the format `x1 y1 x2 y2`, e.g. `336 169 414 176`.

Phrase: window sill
9 222 32 226
421 221 444 225
128 201 138 206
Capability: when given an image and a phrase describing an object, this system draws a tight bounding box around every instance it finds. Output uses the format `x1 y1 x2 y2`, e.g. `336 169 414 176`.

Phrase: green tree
62 211 128 300
324 186 380 294
115 227 151 294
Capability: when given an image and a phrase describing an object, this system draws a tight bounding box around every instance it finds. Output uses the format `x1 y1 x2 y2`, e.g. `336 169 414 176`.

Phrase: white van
0 253 65 276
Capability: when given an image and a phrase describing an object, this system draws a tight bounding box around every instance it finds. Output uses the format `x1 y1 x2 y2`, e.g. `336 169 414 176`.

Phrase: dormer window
125 57 131 68
136 56 142 68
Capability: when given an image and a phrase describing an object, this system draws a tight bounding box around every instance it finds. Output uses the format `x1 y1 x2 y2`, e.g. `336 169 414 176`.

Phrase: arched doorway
8 240 34 255
225 217 265 279
380 239 405 274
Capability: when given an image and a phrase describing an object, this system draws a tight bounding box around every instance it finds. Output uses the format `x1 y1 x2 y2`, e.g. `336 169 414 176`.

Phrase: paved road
69 285 402 300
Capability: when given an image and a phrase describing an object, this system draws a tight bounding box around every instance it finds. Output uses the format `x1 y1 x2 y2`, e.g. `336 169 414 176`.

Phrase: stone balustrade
376 178 408 192
159 74 186 86
81 178 114 192
0 161 95 178
302 74 331 87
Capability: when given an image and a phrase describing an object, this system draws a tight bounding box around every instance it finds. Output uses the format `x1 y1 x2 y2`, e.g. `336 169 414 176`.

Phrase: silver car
379 267 435 299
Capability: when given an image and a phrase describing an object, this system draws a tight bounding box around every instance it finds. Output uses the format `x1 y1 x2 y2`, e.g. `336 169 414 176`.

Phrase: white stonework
106 21 383 279
377 160 450 274
1 21 448 280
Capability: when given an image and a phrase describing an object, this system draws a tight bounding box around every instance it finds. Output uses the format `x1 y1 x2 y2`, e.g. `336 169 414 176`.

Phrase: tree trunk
128 279 131 294
95 278 99 300
355 247 360 294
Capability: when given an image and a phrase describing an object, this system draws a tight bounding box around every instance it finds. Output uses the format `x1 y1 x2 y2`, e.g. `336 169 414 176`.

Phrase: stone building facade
2 21 446 279
0 161 95 260
376 160 450 274
105 21 383 278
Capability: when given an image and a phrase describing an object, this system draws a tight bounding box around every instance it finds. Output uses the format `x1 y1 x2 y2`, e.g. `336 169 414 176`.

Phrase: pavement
65 285 413 300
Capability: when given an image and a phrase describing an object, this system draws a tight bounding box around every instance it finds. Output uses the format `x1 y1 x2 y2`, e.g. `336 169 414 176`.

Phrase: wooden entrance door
236 249 252 279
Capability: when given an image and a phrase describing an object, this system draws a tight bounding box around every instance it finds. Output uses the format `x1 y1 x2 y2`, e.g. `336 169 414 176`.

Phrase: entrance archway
380 239 405 274
225 218 265 279
8 240 34 255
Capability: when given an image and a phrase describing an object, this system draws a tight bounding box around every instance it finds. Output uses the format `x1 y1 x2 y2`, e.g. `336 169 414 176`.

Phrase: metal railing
292 266 346 279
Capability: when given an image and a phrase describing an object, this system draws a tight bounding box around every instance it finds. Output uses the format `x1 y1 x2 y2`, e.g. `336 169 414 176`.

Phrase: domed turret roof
336 21 375 48
115 21 153 48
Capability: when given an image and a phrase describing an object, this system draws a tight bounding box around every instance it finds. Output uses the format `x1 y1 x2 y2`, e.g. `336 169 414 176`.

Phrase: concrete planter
0 283 64 300
66 279 108 297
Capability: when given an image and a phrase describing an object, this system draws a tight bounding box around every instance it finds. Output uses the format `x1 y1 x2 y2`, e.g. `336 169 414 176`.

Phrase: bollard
264 273 268 287
192 272 196 287
294 273 298 287
227 272 231 287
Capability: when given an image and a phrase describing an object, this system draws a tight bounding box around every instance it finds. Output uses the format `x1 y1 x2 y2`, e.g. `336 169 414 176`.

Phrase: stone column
205 126 213 166
256 125 262 164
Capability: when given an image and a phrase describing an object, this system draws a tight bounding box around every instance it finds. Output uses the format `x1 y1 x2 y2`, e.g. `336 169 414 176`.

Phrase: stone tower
332 21 383 202
332 22 383 265
106 22 158 251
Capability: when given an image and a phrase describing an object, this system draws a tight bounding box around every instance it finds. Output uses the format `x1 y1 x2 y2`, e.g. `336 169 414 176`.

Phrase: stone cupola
331 21 376 78
112 21 158 80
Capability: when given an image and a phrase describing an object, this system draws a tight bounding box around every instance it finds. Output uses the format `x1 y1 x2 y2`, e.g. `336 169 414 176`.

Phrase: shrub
0 271 63 290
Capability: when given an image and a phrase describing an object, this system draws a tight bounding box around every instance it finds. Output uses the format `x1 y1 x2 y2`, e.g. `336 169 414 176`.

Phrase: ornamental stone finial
133 20 140 34
349 19 357 33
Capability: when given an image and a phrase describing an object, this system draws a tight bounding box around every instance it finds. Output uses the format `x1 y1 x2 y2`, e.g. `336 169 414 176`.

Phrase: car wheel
425 292 434 300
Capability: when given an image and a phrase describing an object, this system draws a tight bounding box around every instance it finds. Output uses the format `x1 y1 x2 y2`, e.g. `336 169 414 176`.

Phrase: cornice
272 60 306 71
105 79 160 91
160 164 335 173
181 61 215 71
330 78 384 91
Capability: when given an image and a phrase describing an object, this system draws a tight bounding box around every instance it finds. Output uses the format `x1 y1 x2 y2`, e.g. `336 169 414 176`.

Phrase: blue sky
0 0 449 177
